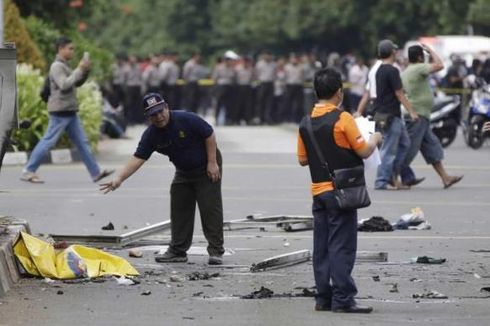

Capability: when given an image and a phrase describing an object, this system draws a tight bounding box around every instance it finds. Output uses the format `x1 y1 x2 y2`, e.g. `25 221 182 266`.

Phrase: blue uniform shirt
134 111 214 171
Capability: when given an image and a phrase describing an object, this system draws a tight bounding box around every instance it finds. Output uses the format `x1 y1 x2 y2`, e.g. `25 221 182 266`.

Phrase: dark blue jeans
312 191 358 309
375 116 411 188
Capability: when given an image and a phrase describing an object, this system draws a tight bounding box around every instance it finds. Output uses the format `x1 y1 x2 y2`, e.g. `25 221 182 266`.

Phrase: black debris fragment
358 216 393 232
412 290 447 299
415 256 446 264
187 272 220 281
141 290 152 296
101 222 115 231
241 286 274 299
193 292 204 297
481 287 490 293
240 286 317 299
300 288 315 297
56 290 64 295
372 275 380 282
389 283 399 293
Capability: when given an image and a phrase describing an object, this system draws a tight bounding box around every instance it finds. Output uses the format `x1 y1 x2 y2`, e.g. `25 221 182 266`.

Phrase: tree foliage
4 0 45 70
13 0 489 60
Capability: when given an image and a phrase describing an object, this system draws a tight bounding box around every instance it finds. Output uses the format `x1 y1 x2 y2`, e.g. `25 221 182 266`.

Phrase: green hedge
12 64 102 153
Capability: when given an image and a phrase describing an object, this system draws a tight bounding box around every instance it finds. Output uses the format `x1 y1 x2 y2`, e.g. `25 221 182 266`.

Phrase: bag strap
305 116 336 185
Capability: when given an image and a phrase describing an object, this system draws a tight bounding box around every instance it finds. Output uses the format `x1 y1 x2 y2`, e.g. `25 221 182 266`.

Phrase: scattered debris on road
50 220 171 248
187 272 220 281
412 256 447 264
224 215 314 232
56 290 64 295
250 250 311 272
128 249 143 258
141 290 152 296
170 275 185 283
241 286 274 299
412 290 448 299
101 222 115 231
358 216 393 232
240 286 317 299
389 283 399 293
372 275 380 282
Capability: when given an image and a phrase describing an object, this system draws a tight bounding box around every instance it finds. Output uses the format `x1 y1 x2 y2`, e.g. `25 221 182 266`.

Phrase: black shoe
314 303 331 311
404 177 425 187
332 305 373 314
155 250 188 263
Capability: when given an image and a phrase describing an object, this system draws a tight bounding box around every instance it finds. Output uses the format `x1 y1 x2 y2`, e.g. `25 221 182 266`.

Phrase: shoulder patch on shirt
179 130 186 138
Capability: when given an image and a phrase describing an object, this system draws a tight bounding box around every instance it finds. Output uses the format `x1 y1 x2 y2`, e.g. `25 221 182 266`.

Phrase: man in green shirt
400 45 462 189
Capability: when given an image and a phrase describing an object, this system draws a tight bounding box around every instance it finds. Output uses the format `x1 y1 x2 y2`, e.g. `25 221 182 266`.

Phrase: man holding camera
21 36 113 184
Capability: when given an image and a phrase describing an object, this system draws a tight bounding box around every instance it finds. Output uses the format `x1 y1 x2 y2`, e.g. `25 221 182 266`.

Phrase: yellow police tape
174 79 471 95
13 232 139 279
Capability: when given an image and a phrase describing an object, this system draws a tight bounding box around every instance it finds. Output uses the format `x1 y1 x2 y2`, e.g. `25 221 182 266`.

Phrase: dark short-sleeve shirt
374 64 402 117
134 111 213 171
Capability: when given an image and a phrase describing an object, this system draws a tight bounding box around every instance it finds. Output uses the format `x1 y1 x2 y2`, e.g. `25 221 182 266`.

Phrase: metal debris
50 220 171 248
250 250 311 272
224 215 313 232
356 251 388 262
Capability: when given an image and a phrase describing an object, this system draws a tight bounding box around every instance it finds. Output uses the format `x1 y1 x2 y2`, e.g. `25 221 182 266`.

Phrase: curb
2 148 81 166
0 216 30 297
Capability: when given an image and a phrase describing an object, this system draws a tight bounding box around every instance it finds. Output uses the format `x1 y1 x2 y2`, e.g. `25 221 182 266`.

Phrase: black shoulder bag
305 116 371 210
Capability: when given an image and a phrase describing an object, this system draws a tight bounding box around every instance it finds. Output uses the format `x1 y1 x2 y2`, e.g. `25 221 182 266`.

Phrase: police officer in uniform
100 92 225 265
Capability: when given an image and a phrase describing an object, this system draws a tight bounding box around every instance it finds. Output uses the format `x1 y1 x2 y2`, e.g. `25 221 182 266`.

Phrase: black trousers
286 84 305 123
125 85 143 124
161 83 179 109
256 82 274 124
168 151 224 257
214 85 233 124
184 82 200 113
312 191 358 309
236 85 254 124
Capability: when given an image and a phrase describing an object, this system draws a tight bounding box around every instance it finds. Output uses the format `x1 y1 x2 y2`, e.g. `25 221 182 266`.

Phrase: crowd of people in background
101 47 490 138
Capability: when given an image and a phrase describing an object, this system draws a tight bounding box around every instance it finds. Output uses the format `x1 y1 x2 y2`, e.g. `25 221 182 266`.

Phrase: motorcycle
463 79 490 149
430 93 462 148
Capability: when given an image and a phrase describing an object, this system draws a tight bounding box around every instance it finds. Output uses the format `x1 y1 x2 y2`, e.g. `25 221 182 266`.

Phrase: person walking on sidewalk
400 44 463 188
100 92 225 265
297 68 382 313
21 36 113 184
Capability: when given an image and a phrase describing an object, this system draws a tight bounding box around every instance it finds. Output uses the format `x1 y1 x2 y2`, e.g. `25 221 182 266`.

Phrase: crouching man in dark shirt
100 93 225 265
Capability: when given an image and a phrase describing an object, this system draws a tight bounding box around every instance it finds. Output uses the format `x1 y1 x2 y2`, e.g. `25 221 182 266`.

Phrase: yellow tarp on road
13 232 139 279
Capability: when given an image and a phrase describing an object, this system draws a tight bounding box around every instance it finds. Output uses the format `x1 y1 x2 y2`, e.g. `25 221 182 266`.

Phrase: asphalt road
0 125 489 326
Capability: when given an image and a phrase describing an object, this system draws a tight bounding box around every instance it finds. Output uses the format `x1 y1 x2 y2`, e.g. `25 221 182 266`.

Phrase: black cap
142 93 166 116
378 39 398 58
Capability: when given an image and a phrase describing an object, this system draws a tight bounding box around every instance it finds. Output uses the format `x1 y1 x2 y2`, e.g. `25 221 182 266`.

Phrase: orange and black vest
299 110 363 183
